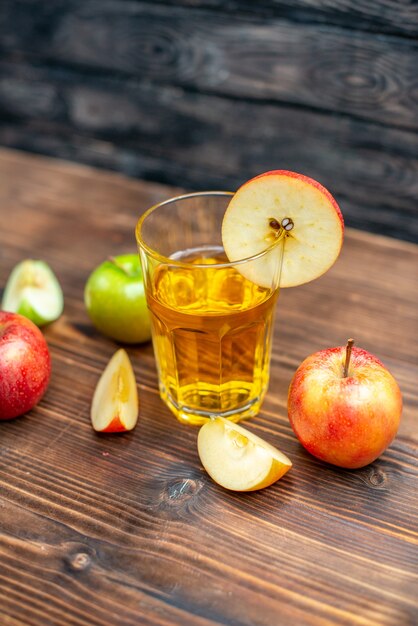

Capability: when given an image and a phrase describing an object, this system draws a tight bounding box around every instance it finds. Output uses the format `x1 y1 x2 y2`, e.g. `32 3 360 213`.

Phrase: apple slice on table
222 170 344 288
91 349 139 433
197 417 292 491
2 259 64 326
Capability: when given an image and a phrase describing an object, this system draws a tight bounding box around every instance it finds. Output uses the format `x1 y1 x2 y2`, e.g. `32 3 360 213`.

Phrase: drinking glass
136 192 284 425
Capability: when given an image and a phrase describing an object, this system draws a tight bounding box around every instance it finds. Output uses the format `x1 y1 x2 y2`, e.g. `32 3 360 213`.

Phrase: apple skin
100 416 127 433
288 346 402 469
84 254 151 344
0 311 51 420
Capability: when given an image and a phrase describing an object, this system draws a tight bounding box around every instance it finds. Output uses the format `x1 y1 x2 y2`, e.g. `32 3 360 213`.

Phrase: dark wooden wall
0 1 417 242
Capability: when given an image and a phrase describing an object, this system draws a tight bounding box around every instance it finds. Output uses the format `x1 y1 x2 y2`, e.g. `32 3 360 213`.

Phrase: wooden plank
0 62 417 242
0 1 417 129
0 148 417 626
149 0 418 38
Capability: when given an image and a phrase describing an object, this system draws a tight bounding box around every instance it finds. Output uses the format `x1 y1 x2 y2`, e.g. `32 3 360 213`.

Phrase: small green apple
1 259 64 327
84 254 151 344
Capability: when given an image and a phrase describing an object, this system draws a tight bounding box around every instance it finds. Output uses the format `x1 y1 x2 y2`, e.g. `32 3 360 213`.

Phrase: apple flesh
197 417 292 491
91 348 139 433
84 254 151 344
0 311 51 420
222 170 344 288
2 259 64 326
288 343 402 469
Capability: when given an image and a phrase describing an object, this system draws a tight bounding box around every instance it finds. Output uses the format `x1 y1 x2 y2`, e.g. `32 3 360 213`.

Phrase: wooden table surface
0 149 417 626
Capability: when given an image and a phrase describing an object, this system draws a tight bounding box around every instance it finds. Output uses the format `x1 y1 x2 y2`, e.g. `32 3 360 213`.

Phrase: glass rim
135 190 284 269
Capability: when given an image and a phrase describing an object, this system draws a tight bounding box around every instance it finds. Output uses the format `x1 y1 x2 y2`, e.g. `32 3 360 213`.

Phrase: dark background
0 0 417 242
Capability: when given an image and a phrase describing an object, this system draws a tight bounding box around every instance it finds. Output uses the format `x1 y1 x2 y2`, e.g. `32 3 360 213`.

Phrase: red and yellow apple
0 311 51 420
222 170 344 288
288 340 402 469
91 348 139 433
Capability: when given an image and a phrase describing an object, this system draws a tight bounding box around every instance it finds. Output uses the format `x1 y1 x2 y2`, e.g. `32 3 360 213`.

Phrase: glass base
159 384 266 426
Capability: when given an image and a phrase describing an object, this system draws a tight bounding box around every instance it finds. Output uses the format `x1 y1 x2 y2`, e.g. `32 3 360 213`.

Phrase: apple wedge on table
198 417 292 491
91 349 139 433
2 259 63 326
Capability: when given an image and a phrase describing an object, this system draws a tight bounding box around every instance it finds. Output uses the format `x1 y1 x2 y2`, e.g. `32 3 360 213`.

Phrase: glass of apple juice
136 192 284 425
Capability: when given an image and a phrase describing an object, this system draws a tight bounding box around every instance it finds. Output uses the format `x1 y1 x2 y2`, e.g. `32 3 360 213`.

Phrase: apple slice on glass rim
197 417 292 491
222 170 344 288
2 259 64 326
91 349 139 433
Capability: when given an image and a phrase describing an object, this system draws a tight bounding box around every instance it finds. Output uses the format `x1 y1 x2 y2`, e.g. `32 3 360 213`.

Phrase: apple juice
145 245 278 425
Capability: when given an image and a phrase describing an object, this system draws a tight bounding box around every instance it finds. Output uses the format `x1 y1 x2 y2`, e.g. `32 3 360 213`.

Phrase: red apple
288 340 402 469
0 311 51 420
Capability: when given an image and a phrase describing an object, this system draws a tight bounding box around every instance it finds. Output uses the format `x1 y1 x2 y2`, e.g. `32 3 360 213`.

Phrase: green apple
84 254 151 344
1 259 64 327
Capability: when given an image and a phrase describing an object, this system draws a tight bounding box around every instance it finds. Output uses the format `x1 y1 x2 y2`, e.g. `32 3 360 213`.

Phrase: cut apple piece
197 417 292 491
91 349 139 433
2 259 64 326
222 170 344 288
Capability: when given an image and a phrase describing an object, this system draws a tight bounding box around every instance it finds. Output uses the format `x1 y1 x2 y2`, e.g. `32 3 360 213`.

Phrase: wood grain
0 60 417 243
1 1 417 129
0 148 417 626
2 0 418 40
1 0 418 245
150 0 418 38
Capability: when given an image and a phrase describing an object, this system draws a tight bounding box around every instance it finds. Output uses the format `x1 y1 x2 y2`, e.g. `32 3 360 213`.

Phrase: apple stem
108 256 129 275
343 338 354 377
